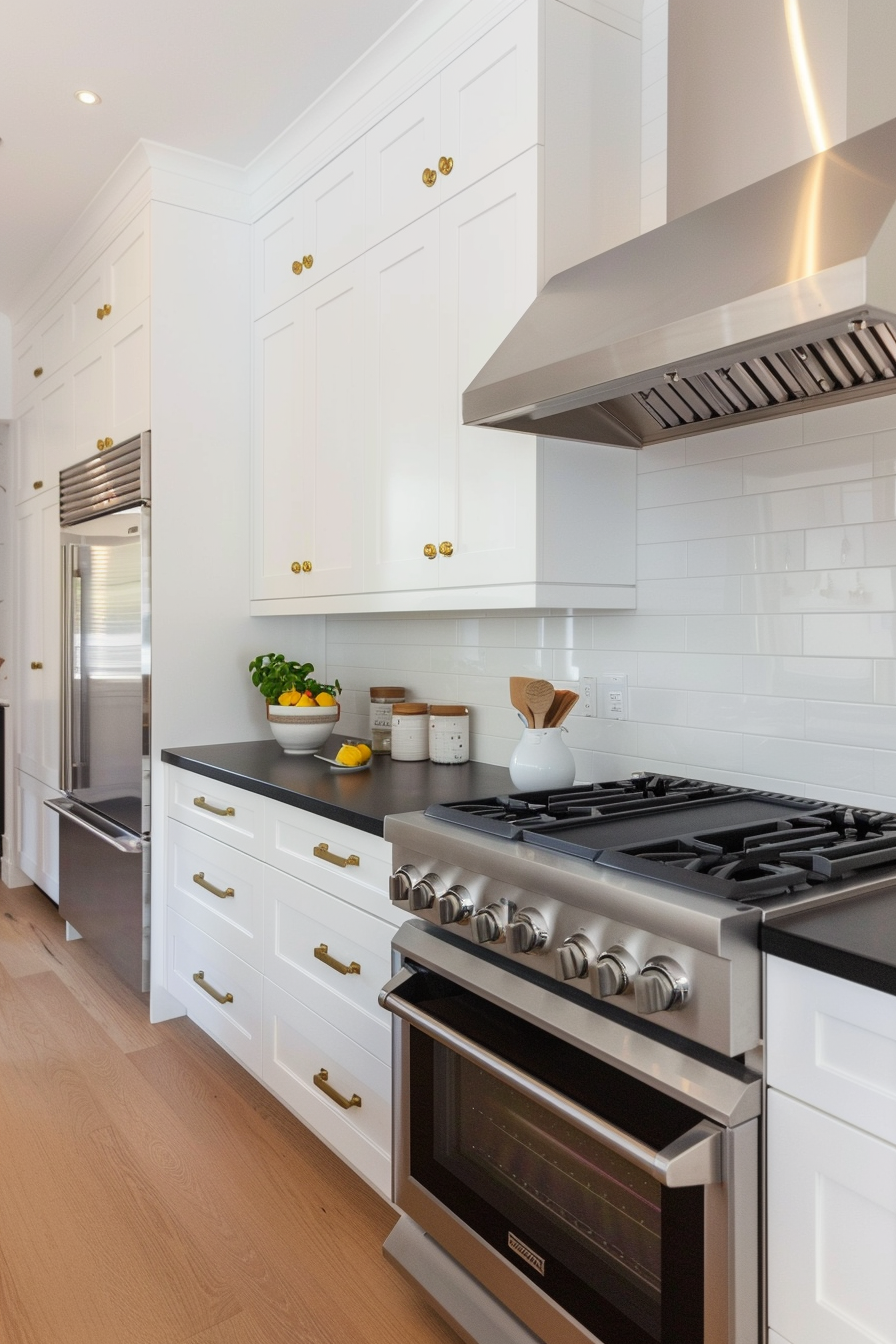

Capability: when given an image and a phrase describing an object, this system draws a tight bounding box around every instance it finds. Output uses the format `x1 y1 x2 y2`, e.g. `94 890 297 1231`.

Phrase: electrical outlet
599 674 628 721
581 676 597 717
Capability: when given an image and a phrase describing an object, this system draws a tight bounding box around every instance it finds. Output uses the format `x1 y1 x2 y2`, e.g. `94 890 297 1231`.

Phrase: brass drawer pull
192 970 233 1004
30 661 43 670
314 1068 361 1110
193 871 235 900
193 795 235 817
33 366 43 378
33 480 43 491
313 842 359 868
314 943 360 976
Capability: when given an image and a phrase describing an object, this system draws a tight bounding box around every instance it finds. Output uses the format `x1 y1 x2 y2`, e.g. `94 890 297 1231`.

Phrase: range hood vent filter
636 321 896 432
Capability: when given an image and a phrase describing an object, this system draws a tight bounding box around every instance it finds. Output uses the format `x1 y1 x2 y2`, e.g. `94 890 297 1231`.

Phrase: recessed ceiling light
75 90 102 105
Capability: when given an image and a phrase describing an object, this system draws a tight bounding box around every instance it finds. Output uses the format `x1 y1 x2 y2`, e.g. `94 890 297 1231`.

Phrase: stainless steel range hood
463 116 896 448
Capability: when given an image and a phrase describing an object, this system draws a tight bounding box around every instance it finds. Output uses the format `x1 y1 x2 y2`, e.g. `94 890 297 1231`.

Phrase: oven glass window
439 1053 663 1337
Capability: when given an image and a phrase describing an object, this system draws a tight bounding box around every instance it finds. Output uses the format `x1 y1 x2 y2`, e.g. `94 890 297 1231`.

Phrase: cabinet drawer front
365 81 441 248
768 957 896 1146
167 910 263 1073
262 979 391 1196
168 766 263 857
167 819 264 968
253 185 304 318
439 4 539 202
264 866 392 1059
768 1089 896 1344
264 798 393 917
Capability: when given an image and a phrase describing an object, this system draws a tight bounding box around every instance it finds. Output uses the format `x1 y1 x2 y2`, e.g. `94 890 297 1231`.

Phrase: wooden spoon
509 677 535 727
524 678 555 729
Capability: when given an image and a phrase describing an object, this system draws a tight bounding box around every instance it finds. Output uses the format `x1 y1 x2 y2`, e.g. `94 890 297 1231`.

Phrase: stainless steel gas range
378 775 896 1344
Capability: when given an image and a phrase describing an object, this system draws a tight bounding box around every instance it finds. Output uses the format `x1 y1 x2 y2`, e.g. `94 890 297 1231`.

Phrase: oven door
381 933 759 1344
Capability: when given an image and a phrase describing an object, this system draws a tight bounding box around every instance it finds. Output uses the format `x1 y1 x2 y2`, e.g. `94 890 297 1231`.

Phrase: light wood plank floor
0 880 460 1344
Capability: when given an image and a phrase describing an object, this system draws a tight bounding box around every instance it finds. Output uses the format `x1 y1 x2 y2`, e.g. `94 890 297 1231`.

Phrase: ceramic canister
390 702 430 761
429 705 470 764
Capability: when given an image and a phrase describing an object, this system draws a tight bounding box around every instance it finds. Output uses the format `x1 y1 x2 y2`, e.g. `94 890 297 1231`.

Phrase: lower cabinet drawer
264 866 392 1056
167 909 263 1074
262 979 391 1198
264 798 394 922
167 819 263 968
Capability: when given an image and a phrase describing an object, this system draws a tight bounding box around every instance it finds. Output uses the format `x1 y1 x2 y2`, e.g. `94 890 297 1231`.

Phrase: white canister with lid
369 686 405 754
429 705 470 764
390 703 430 761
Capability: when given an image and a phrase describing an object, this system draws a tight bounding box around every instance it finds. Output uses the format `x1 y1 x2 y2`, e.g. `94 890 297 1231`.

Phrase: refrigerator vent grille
60 435 149 525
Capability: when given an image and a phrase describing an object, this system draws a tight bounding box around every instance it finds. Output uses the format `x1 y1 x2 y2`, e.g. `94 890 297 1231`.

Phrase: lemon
355 743 372 763
278 692 294 706
336 744 363 767
315 691 336 706
298 693 316 706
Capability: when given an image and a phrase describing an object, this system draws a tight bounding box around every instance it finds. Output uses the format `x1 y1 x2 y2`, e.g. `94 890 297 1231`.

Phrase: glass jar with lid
391 703 430 761
369 686 405 754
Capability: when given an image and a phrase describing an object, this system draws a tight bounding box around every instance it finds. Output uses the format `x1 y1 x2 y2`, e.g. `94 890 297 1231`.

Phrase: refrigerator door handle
44 799 144 854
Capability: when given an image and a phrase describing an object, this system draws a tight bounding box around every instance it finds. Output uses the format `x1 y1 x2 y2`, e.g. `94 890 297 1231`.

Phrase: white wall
0 314 11 420
640 0 667 232
330 392 896 811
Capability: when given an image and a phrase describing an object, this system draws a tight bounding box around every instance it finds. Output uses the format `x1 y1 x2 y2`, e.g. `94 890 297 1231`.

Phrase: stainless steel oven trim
391 1010 760 1344
381 966 722 1187
390 919 761 1126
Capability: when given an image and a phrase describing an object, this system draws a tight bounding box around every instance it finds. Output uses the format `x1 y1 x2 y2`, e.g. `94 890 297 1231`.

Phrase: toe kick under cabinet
164 765 406 1198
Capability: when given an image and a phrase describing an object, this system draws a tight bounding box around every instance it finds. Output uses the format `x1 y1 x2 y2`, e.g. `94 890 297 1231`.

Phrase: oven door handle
379 971 722 1187
44 798 144 855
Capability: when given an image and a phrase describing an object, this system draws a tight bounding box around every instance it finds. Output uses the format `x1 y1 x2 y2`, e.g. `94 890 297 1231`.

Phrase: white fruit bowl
267 702 340 755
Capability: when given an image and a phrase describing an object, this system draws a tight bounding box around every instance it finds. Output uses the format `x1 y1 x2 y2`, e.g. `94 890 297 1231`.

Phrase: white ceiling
1 0 417 314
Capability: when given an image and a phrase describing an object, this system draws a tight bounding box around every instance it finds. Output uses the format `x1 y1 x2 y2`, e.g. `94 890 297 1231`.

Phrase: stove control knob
389 865 420 905
409 873 445 913
436 885 473 925
633 956 690 1014
470 903 506 945
506 909 549 956
555 935 597 981
591 945 640 999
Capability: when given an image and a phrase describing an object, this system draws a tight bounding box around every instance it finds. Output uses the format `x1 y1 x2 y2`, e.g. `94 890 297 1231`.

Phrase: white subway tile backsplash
638 458 742 508
553 648 640 682
874 661 896 705
743 438 872 494
805 525 866 570
755 479 875 533
688 692 804 738
591 614 685 650
688 531 804 576
628 686 689 725
742 737 874 793
873 430 896 477
864 521 896 567
685 415 803 463
804 614 896 659
637 723 743 771
803 396 896 443
743 568 896 613
483 646 554 677
686 614 801 655
637 441 686 473
744 656 873 703
639 576 741 614
638 651 742 692
804 701 896 750
638 542 688 579
639 494 762 544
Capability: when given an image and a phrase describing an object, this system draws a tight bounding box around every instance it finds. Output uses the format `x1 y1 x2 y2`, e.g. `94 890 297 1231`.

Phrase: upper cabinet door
14 398 43 506
300 260 365 597
252 298 304 601
438 152 539 589
70 340 112 461
68 256 108 358
107 297 150 447
439 4 539 203
106 212 150 325
363 213 441 593
13 333 42 410
302 141 366 290
253 183 305 319
365 82 441 249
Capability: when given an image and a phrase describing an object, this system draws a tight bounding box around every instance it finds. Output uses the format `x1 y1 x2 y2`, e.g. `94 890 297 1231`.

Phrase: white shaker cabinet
365 81 442 249
15 769 60 904
15 489 61 788
363 211 442 594
70 298 151 460
253 261 365 599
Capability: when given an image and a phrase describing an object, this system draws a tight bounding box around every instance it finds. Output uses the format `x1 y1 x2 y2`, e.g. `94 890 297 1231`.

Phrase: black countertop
762 886 896 997
161 737 514 837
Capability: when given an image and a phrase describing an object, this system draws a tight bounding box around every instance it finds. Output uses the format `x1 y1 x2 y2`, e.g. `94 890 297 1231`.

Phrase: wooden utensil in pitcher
509 677 535 727
550 690 579 728
524 679 555 729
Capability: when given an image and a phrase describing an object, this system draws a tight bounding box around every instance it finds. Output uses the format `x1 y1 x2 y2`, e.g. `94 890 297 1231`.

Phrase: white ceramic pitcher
509 727 576 791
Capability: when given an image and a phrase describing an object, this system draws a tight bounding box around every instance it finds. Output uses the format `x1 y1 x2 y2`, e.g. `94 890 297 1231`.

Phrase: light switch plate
599 674 628 720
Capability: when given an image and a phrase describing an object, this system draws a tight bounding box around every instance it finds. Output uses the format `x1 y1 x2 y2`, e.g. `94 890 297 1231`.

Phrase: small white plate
314 753 372 772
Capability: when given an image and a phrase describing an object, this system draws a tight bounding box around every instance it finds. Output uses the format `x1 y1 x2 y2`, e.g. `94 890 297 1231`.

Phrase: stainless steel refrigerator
45 431 151 993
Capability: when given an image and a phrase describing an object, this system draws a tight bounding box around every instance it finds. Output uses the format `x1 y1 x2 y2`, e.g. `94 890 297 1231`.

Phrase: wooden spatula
524 679 555 729
549 690 580 728
509 677 534 727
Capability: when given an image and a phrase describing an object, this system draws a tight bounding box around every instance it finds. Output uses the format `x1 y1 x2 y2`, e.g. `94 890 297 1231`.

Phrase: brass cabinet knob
423 543 437 558
96 303 111 320
30 661 43 670
97 439 105 450
292 260 303 274
302 254 313 270
302 560 312 572
439 541 454 557
291 561 302 573
105 437 113 447
33 367 43 378
422 167 437 187
438 156 454 176
33 480 43 491
97 307 104 320
292 255 315 275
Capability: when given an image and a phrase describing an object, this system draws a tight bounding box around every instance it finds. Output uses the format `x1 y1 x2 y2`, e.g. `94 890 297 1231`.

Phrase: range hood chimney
463 115 896 448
